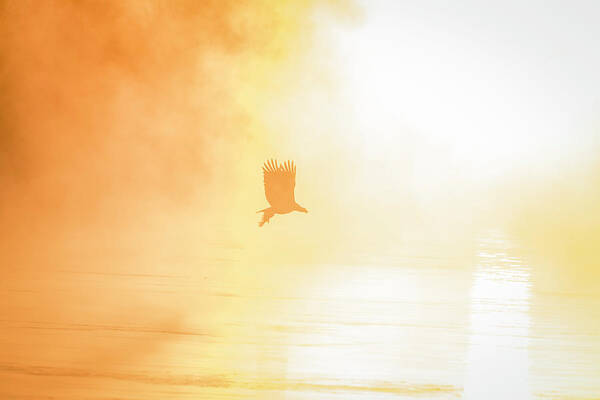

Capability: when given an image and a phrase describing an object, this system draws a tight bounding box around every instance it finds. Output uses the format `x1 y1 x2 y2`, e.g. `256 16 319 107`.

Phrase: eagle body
258 159 307 227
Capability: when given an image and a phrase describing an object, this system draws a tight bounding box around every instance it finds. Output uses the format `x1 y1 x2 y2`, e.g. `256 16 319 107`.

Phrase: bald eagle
257 159 308 227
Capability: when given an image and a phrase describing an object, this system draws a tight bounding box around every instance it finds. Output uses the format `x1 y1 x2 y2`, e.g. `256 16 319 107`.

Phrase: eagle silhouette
257 159 308 227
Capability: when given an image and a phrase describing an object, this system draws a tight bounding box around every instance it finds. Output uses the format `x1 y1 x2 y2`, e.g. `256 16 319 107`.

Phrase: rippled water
2 230 599 399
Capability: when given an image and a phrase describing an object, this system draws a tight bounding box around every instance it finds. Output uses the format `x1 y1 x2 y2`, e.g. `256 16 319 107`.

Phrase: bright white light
464 232 532 399
328 0 598 182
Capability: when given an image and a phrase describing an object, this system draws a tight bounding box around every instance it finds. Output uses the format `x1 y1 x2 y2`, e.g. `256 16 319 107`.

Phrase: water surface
2 231 599 399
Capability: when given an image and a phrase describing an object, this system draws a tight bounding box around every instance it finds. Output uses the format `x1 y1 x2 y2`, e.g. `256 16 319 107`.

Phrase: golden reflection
283 261 469 398
465 231 532 399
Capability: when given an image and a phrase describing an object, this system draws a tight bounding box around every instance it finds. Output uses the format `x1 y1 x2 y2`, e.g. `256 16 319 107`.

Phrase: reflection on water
283 262 469 399
465 232 532 399
2 231 600 398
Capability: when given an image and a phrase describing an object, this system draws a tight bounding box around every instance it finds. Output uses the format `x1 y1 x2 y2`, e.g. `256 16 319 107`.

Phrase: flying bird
258 159 308 227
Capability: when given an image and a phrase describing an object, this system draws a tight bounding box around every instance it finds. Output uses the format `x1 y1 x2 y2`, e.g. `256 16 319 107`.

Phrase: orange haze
0 1 358 397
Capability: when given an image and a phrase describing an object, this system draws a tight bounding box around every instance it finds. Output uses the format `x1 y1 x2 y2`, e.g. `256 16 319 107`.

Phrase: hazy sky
331 0 600 181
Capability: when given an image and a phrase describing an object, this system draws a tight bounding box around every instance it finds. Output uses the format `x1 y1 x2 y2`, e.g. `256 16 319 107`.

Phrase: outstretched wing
262 159 296 209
